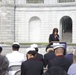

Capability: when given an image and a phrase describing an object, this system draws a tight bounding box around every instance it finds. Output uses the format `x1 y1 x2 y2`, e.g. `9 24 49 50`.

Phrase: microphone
56 35 59 40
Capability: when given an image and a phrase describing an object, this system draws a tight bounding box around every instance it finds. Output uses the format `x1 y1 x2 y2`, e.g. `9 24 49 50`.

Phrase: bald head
54 47 64 56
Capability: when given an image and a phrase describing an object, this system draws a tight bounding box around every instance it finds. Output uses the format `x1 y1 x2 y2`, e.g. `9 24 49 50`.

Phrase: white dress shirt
6 51 25 66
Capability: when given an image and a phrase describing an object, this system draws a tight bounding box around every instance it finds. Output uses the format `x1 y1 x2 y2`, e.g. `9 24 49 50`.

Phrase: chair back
14 69 21 75
8 65 21 75
8 65 21 71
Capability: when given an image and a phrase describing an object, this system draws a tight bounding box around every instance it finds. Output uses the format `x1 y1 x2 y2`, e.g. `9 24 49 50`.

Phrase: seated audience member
0 45 3 54
65 48 73 60
44 46 56 67
0 55 9 75
48 44 72 72
25 47 35 59
6 42 25 66
43 66 67 75
68 50 76 75
30 44 43 61
21 50 43 75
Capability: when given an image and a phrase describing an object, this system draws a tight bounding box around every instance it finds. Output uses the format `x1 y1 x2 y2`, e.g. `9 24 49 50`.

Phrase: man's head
53 45 64 56
27 50 36 59
46 48 54 53
54 48 64 56
0 45 2 53
46 43 53 52
12 42 20 51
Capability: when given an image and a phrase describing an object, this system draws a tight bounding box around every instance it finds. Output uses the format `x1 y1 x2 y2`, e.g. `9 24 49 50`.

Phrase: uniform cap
51 43 65 50
25 47 35 54
30 44 38 48
13 42 19 45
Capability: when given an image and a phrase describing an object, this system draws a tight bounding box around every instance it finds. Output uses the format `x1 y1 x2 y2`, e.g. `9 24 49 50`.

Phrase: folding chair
14 69 21 75
8 65 21 75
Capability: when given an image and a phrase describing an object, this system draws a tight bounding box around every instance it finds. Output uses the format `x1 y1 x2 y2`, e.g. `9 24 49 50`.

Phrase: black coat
48 55 72 72
35 53 43 61
44 51 56 67
21 58 43 75
49 34 59 43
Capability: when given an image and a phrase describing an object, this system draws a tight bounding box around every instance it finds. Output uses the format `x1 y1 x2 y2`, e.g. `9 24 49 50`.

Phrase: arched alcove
60 16 72 43
29 16 41 42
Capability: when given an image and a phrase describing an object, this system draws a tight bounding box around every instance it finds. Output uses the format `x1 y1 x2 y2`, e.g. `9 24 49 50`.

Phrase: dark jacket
48 55 72 72
65 53 73 60
44 51 56 67
21 58 43 75
35 53 43 61
49 34 59 43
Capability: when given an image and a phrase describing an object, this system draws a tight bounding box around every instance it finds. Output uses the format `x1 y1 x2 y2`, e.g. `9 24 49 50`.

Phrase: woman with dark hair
49 28 60 43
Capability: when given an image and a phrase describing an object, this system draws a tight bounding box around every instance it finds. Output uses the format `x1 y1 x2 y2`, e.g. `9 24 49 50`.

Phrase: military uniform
35 53 43 61
48 55 72 72
44 51 56 67
21 58 43 75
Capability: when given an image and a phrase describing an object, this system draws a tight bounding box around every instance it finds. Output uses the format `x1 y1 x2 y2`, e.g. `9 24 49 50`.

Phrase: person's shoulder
49 34 53 36
44 52 50 57
22 60 29 66
33 58 43 64
19 52 24 55
37 53 43 56
64 57 72 62
6 53 12 57
44 53 48 56
17 52 24 56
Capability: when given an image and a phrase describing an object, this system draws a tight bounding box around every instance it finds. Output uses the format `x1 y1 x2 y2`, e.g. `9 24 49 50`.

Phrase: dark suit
21 58 43 75
48 55 72 72
65 53 73 60
44 51 56 67
35 53 43 61
49 34 59 43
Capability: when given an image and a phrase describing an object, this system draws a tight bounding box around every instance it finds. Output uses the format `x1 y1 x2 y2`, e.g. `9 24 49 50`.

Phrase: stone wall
0 0 76 43
0 0 14 42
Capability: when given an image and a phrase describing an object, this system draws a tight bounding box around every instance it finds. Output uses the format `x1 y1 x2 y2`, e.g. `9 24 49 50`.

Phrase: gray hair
0 55 9 75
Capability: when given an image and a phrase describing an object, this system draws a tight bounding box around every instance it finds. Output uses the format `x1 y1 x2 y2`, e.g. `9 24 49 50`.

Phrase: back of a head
43 66 67 75
35 48 38 53
0 55 9 75
12 44 20 51
0 46 2 53
27 50 36 57
46 43 54 52
54 47 64 56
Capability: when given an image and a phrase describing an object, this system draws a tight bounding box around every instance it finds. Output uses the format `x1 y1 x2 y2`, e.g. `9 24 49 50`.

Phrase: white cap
52 44 65 50
13 42 19 45
25 47 35 53
30 44 38 48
